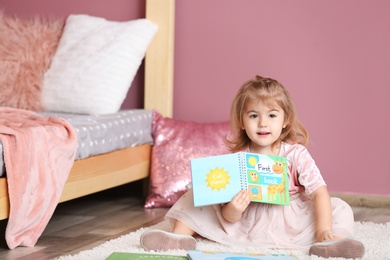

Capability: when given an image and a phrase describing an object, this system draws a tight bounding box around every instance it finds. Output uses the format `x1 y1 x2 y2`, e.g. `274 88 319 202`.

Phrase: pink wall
2 0 389 197
174 0 390 197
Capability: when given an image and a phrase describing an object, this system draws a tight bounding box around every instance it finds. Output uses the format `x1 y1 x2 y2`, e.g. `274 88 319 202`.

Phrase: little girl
140 75 365 259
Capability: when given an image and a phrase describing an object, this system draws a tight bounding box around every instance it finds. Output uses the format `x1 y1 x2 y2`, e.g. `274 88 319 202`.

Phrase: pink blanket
0 107 77 249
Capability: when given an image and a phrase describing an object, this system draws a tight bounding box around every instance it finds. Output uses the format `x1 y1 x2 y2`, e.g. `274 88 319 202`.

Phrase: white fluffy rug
57 221 390 260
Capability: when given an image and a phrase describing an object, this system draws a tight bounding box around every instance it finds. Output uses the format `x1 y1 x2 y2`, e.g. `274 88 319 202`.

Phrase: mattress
0 109 153 177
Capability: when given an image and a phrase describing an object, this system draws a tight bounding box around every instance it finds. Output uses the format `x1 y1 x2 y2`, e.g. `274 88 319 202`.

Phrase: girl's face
242 100 286 155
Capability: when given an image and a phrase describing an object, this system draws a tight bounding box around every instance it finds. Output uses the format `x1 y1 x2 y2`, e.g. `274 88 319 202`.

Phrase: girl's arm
222 190 251 223
310 185 336 242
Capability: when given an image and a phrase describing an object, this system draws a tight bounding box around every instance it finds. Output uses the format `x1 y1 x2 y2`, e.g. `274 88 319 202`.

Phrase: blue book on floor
190 152 290 207
187 250 299 259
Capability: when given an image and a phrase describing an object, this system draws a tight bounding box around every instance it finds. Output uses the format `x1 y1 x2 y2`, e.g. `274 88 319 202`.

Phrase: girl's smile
257 131 270 136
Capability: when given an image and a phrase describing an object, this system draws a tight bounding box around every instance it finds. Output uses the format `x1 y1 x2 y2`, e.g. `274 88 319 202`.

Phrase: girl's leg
172 220 196 236
140 220 197 251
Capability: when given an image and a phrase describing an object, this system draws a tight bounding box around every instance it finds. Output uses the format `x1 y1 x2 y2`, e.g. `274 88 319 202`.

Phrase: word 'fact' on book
190 152 290 207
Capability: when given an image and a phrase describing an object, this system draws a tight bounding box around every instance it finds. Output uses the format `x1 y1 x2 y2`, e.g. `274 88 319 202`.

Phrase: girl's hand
316 230 338 242
222 190 251 223
310 186 342 243
230 190 251 212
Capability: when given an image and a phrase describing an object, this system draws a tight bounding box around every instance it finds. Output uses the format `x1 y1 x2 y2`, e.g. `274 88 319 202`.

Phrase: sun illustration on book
205 167 231 191
247 156 258 167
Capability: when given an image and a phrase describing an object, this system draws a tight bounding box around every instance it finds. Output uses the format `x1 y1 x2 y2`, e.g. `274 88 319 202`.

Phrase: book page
191 153 243 207
244 153 289 205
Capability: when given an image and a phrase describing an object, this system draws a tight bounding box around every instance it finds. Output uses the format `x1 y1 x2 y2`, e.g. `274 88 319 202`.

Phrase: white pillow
42 14 157 114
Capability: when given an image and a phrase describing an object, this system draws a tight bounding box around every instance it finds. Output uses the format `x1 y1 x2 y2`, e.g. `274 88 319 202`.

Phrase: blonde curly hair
226 75 309 152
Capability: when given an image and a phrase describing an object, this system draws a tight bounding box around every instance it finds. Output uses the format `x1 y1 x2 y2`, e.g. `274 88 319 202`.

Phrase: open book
190 152 290 207
187 250 298 260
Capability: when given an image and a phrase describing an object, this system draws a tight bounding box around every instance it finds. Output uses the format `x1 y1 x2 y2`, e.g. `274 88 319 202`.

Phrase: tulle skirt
165 189 354 249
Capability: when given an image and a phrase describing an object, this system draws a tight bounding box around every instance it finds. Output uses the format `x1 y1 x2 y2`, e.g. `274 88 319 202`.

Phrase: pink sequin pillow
144 111 231 208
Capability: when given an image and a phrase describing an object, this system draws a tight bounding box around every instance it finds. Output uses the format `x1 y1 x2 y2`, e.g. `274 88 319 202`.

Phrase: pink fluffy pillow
0 13 64 111
145 111 231 208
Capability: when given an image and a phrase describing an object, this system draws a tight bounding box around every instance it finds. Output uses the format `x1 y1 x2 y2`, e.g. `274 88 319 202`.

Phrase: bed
0 0 174 241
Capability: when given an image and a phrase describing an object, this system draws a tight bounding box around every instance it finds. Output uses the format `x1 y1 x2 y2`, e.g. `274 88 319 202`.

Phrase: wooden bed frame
0 0 175 220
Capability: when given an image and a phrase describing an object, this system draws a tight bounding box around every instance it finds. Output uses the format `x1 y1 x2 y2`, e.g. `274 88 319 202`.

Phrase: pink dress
165 142 355 249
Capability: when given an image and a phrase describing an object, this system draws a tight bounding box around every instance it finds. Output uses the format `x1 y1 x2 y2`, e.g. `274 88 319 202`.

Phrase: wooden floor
0 181 389 260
